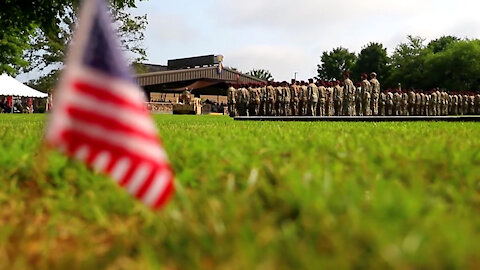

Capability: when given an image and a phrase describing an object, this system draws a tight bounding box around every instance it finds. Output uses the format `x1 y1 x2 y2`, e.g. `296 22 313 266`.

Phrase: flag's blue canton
82 0 133 82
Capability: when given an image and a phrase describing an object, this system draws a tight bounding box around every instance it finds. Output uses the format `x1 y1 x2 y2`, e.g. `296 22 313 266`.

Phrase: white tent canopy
0 73 48 98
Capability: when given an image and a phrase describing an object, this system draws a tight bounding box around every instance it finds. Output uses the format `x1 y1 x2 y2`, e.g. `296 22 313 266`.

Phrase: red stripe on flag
72 80 146 113
105 156 119 174
86 148 100 165
119 163 138 187
153 179 174 210
135 168 157 199
65 106 158 143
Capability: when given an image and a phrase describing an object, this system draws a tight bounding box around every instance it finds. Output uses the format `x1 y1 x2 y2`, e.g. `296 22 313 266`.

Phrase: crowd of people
228 72 480 117
0 96 36 113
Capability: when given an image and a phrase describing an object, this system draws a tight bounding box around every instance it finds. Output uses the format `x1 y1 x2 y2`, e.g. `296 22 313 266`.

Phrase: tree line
1 0 147 92
317 36 480 92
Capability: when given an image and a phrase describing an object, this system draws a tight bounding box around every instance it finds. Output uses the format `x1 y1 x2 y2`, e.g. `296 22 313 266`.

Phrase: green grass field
1 114 480 269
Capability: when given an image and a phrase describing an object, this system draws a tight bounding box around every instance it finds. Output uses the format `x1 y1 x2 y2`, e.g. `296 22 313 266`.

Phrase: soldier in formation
318 81 327 116
360 73 371 116
227 85 236 117
343 72 356 116
227 77 480 117
370 73 380 116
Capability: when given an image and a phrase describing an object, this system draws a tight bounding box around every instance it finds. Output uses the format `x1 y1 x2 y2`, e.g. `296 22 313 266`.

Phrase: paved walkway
234 116 480 122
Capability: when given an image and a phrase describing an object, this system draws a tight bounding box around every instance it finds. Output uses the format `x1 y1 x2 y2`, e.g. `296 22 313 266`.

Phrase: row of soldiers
227 72 480 117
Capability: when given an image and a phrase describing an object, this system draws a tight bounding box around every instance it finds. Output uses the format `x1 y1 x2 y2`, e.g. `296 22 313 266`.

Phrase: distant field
1 114 480 269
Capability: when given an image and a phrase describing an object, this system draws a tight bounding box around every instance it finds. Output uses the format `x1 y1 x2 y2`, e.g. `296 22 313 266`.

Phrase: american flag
46 0 174 209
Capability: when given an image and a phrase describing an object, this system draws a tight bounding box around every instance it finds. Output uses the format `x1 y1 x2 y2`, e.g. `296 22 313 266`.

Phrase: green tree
0 0 147 76
0 27 33 75
317 47 357 81
26 70 61 93
427 35 460 54
424 40 480 91
247 69 274 81
352 42 390 82
386 35 431 89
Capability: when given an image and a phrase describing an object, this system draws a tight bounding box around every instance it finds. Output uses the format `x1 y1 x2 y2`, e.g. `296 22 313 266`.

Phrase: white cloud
132 0 480 82
148 14 198 43
225 45 316 81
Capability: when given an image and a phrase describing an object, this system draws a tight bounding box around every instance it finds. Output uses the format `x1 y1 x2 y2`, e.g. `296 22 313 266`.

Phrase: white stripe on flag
74 145 89 161
92 151 110 172
142 170 170 206
111 158 131 183
127 163 151 194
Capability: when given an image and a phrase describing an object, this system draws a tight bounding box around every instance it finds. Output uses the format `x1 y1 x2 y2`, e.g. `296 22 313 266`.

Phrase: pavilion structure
134 55 265 100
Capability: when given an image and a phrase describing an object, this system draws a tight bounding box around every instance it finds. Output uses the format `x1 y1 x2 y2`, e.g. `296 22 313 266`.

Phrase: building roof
135 63 168 73
135 66 265 87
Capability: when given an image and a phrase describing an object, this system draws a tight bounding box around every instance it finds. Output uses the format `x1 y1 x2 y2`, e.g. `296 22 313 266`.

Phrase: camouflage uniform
458 95 467 115
361 79 371 116
459 95 465 115
356 86 363 116
419 94 424 116
447 94 452 115
318 85 327 116
243 87 250 116
364 92 371 116
430 92 437 116
393 92 401 116
283 84 291 116
236 87 247 116
258 86 266 116
415 93 421 116
444 92 450 116
425 94 430 116
379 92 386 116
458 94 464 115
386 92 394 116
439 92 445 115
333 84 344 116
452 95 459 115
327 87 335 116
290 83 299 116
469 95 475 115
370 77 381 116
436 91 442 115
401 92 408 115
461 95 467 115
463 95 469 115
266 85 275 116
235 88 242 116
307 82 319 116
227 86 237 117
300 84 308 116
407 91 416 116
344 78 356 116
275 85 283 116
248 87 260 116
475 94 480 115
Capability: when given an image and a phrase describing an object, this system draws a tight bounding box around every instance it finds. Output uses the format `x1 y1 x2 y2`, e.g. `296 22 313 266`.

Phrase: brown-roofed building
134 55 266 101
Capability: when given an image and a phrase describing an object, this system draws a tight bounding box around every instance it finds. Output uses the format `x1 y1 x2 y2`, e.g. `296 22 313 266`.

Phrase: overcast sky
126 0 479 82
16 0 480 83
